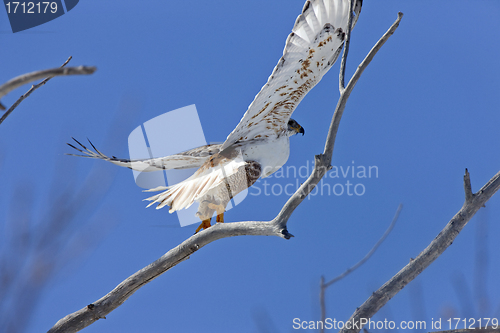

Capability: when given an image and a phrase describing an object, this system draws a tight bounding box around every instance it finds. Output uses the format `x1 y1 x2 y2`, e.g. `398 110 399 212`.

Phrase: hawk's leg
194 218 212 234
208 203 225 223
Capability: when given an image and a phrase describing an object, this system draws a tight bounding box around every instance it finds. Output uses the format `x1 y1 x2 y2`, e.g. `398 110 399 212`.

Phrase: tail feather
144 158 246 213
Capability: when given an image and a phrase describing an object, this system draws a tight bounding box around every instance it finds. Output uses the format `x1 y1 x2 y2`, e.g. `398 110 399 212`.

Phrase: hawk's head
287 119 305 137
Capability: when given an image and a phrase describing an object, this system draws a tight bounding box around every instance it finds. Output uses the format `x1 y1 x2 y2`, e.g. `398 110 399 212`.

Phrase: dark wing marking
221 0 362 150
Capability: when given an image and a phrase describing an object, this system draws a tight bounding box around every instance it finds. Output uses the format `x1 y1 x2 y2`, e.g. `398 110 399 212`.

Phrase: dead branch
319 204 402 333
0 56 96 125
47 7 404 333
338 169 500 333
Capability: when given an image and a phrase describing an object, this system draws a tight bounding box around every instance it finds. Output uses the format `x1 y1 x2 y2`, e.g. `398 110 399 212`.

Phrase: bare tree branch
320 276 326 333
47 8 404 333
339 0 355 91
0 56 72 105
319 204 402 333
0 56 96 124
326 12 403 161
0 95 138 332
338 169 500 333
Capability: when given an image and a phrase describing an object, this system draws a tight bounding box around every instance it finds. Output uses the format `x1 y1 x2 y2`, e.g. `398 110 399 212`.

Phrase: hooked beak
299 126 305 136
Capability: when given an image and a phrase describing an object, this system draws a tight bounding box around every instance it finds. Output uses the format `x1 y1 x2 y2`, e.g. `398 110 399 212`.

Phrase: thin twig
344 12 403 98
273 12 403 232
326 204 402 288
339 169 500 333
0 57 96 125
325 12 403 162
320 276 326 332
0 56 74 105
319 204 402 333
464 168 473 203
339 0 355 91
0 96 134 332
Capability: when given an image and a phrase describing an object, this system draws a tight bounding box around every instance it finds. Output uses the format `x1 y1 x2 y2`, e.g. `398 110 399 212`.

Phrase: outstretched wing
221 0 362 150
67 138 221 172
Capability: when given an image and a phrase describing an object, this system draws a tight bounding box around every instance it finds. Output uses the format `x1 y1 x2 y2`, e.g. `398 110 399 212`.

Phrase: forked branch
319 204 402 333
0 56 96 125
48 8 404 333
338 169 500 333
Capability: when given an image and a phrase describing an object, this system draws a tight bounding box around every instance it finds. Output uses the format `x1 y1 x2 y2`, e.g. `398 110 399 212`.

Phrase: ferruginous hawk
69 0 362 233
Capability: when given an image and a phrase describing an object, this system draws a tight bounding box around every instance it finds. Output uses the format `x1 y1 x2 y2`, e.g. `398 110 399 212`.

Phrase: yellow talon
194 218 212 234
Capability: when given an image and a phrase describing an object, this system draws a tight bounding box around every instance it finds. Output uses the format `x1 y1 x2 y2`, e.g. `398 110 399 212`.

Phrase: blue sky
1 1 500 332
